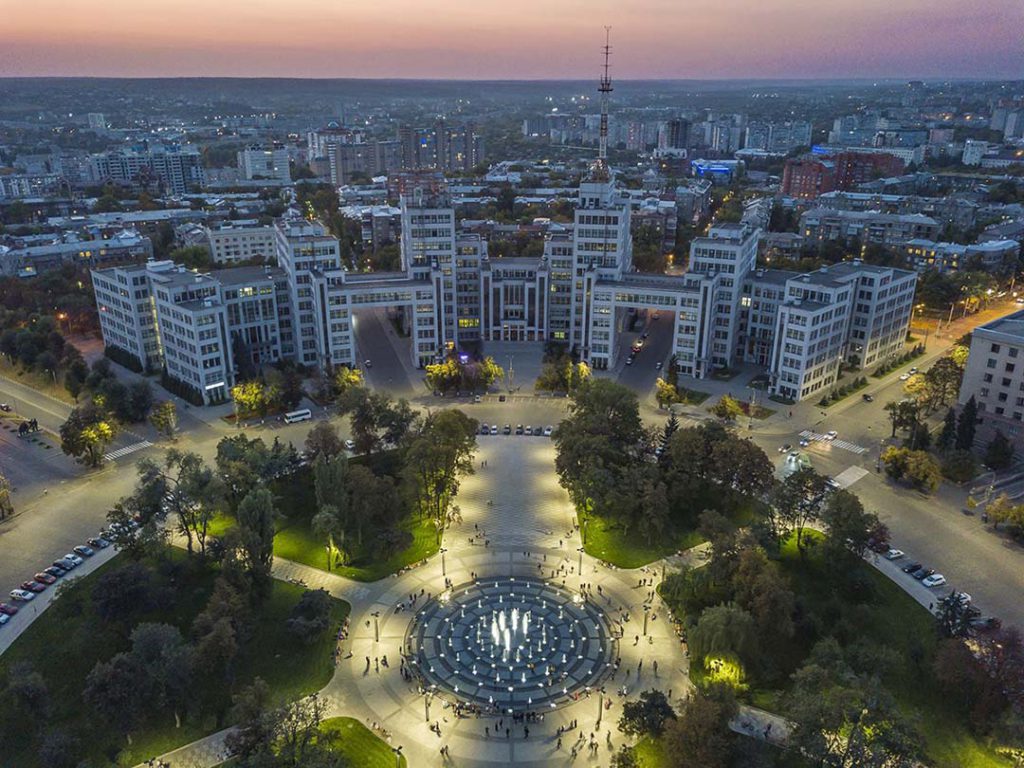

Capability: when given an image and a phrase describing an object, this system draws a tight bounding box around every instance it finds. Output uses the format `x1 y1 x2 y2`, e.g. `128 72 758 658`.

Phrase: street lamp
393 746 403 768
582 518 589 545
372 610 380 643
440 547 448 578
597 691 604 729
577 546 584 578
425 691 432 722
643 604 650 636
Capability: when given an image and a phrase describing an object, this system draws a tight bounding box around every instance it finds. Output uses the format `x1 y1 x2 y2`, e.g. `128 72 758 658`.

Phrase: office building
959 311 1024 441
205 221 278 265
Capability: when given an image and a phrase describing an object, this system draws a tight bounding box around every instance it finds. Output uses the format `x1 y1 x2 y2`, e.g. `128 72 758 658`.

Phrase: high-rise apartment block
237 145 291 183
90 143 205 195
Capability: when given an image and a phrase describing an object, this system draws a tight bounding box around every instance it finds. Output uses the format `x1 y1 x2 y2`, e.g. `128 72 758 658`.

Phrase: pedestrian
637 659 643 673
486 726 489 737
557 736 562 750
524 725 530 738
506 727 511 739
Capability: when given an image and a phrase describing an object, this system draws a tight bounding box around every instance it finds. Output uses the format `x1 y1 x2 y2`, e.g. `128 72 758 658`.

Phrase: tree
91 563 155 626
348 464 399 547
83 653 144 743
710 394 744 421
618 689 676 738
941 449 977 483
884 399 919 439
937 407 957 451
638 481 670 546
770 467 828 553
986 493 1024 536
128 622 193 728
956 396 978 451
0 662 51 732
709 435 774 499
985 430 1015 470
0 471 13 521
333 365 364 402
231 379 278 417
216 434 294 510
304 421 343 460
138 450 224 556
60 403 117 467
689 603 760 677
925 356 964 408
820 489 884 560
403 409 478 542
311 504 345 570
286 589 333 644
225 678 275 760
661 685 738 768
150 400 178 439
554 380 644 516
236 486 277 596
905 450 942 492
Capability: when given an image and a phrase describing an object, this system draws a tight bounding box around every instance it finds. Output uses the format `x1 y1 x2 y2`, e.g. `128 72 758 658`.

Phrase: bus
283 408 312 424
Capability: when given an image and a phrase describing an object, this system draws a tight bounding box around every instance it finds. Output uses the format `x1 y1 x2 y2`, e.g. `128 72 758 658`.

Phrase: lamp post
425 692 432 722
440 547 448 578
393 746 403 768
577 546 584 578
597 691 604 729
643 605 650 637
582 518 589 545
372 610 380 643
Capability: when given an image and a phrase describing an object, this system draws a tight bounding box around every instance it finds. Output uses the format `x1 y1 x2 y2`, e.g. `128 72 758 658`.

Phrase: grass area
581 510 702 568
0 356 75 404
739 401 775 419
633 735 668 767
0 549 348 767
676 386 711 405
758 532 1012 768
318 718 408 768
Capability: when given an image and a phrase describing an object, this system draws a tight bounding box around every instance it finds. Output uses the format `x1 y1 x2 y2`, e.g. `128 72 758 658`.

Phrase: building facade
960 311 1024 442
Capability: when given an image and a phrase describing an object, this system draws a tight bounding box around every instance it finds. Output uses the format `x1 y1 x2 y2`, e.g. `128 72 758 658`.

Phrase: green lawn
318 718 408 768
0 550 348 767
633 735 668 767
580 510 702 568
765 533 1012 768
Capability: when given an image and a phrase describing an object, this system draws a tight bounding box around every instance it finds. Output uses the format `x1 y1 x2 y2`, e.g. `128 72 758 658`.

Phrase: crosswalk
832 466 869 489
103 440 153 462
799 430 868 455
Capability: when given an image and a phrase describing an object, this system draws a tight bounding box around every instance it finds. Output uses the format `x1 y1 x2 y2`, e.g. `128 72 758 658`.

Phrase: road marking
103 440 153 461
833 466 868 489
799 431 867 455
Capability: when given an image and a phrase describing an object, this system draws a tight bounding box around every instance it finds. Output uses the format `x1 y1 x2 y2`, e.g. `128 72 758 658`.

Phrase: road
615 311 674 392
352 307 419 398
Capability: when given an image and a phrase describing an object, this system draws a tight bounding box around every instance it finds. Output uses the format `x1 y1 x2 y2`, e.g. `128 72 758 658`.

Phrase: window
991 343 1002 353
987 358 997 369
1008 363 1017 373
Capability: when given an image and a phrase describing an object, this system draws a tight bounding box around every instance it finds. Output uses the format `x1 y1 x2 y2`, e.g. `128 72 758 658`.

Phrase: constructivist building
94 168 916 404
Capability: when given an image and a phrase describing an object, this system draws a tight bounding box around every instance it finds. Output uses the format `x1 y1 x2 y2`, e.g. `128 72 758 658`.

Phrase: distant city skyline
6 0 1023 80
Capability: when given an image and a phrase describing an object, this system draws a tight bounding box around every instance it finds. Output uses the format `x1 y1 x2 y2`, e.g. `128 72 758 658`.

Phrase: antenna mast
598 26 613 162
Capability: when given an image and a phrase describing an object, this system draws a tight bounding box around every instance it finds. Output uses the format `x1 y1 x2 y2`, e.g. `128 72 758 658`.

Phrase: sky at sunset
4 0 1022 79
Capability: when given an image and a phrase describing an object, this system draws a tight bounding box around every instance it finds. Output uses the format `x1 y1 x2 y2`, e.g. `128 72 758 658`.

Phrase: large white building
237 146 291 183
94 170 917 405
205 221 278 265
90 143 205 195
960 311 1024 442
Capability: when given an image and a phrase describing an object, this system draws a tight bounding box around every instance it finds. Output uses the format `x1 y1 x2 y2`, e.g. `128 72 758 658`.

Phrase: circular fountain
405 577 615 713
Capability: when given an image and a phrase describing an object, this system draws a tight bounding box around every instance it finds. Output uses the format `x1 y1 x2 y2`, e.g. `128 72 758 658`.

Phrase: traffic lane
857 475 1024 630
0 379 71 434
352 308 418 398
0 426 80 500
617 312 674 394
0 465 137 600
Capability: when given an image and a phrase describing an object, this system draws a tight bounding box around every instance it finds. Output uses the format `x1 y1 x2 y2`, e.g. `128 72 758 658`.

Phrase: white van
283 408 312 424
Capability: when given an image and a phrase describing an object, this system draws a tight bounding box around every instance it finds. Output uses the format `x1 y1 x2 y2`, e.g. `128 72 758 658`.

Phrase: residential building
0 229 152 277
92 262 162 370
90 143 205 195
237 145 291 183
799 208 941 248
205 221 277 265
901 239 1020 274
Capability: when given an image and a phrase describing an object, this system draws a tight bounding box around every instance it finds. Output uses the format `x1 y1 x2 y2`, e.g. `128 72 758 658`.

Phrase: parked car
503 424 512 435
34 572 57 585
524 426 533 435
922 573 946 587
479 423 490 435
543 426 554 437
862 393 874 402
901 561 922 574
474 395 482 403
0 613 9 625
87 537 110 549
884 549 905 560
908 367 918 375
42 566 65 579
899 373 910 381
10 589 35 601
53 558 76 571
515 424 524 435
912 567 935 581
344 439 356 451
0 403 11 412
0 602 19 616
64 553 84 566
73 545 95 558
490 424 498 435
20 581 45 593
955 591 972 606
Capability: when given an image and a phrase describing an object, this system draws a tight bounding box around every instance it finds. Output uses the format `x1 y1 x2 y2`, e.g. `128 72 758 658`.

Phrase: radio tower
598 26 613 163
